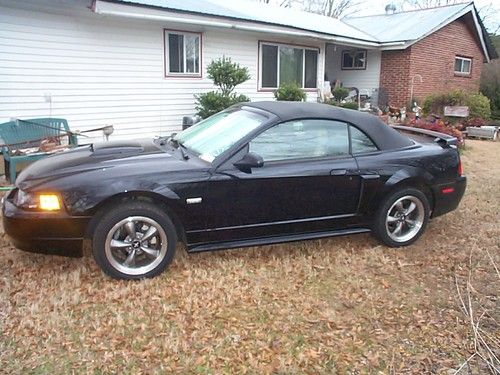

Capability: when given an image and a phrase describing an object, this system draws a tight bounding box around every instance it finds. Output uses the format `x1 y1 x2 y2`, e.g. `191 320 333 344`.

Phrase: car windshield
174 109 267 162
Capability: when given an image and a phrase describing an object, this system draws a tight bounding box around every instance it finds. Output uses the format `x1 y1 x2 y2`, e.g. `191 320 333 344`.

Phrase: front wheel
373 188 430 247
92 202 177 280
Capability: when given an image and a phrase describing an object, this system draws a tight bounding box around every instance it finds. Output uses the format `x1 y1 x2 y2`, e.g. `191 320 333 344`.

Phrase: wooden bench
0 118 78 182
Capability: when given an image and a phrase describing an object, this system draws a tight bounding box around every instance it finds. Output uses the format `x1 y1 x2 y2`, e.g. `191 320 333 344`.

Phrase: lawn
0 140 498 374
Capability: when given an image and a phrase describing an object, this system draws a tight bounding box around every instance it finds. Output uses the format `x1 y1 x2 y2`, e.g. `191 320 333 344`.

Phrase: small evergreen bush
274 82 306 101
422 90 490 119
338 102 358 110
195 91 250 119
195 56 250 118
466 93 491 119
332 87 349 102
324 99 358 111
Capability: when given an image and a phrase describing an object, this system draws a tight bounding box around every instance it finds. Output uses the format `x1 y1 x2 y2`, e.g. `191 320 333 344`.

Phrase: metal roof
110 0 378 42
344 2 473 42
100 0 495 59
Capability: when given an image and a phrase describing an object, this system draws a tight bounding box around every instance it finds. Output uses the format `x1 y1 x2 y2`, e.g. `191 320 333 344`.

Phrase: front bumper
2 195 91 257
431 176 467 218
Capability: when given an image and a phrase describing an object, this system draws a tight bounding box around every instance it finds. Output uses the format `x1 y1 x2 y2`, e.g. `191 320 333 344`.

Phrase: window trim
341 49 367 71
248 118 355 163
454 56 472 76
243 119 381 164
258 40 320 92
164 29 202 78
349 125 379 155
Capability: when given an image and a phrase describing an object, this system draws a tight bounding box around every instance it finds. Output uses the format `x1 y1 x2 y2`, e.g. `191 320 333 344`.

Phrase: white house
0 0 494 142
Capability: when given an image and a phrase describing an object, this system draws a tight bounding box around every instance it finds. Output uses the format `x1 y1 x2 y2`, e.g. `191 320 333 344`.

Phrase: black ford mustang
3 102 466 279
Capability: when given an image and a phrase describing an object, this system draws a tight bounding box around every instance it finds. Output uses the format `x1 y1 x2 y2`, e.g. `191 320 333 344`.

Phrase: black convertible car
3 102 466 279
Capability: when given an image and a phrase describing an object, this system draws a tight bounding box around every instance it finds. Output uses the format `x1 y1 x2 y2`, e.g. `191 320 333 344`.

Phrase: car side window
350 126 378 154
249 119 349 162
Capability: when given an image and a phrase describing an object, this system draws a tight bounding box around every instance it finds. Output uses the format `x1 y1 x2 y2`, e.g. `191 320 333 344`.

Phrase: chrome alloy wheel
104 216 168 276
385 195 425 243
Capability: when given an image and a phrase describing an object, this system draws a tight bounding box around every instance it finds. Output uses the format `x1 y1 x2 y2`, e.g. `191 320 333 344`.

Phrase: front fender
61 180 182 215
25 165 211 239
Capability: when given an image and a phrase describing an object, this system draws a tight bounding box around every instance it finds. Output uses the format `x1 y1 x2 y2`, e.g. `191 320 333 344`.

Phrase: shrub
422 90 491 119
206 56 250 96
480 59 500 120
422 90 467 115
332 87 349 102
408 118 464 146
274 82 306 101
463 117 487 128
195 56 250 118
324 100 358 111
465 93 491 119
338 102 358 110
195 91 250 119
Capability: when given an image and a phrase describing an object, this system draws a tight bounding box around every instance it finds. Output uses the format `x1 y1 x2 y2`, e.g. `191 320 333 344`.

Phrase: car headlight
14 190 62 211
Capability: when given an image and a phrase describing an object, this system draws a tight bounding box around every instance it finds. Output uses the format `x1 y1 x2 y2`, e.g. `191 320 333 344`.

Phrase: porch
323 43 383 110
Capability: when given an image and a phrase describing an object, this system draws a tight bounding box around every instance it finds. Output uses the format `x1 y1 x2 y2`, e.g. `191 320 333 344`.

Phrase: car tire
372 188 430 247
92 201 177 280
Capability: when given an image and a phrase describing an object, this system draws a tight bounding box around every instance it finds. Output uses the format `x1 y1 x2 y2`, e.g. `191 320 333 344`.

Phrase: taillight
458 159 463 176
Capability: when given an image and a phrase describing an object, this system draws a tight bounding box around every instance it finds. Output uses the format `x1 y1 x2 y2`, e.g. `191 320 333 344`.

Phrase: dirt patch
0 140 498 374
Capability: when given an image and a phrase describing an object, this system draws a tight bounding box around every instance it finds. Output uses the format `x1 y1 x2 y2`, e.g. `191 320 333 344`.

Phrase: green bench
0 118 78 183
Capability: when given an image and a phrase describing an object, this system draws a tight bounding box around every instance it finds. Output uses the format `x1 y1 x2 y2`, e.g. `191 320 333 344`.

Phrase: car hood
16 139 196 189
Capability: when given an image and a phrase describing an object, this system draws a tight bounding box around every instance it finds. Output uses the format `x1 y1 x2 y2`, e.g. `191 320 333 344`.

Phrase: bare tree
404 0 461 8
299 0 361 18
404 0 499 34
255 0 359 18
257 0 292 6
476 3 500 35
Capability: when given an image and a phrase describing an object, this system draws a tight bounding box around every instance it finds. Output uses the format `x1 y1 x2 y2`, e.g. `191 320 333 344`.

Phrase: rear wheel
92 202 177 279
373 188 430 247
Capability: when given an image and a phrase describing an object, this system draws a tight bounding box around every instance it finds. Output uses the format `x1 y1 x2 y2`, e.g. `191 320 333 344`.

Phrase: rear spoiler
391 125 458 147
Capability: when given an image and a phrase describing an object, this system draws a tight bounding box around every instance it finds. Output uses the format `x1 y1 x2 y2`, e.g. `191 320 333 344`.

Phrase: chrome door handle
330 169 347 176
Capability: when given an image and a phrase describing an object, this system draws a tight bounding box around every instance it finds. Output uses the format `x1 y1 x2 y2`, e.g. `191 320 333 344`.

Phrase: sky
354 1 500 33
262 0 500 33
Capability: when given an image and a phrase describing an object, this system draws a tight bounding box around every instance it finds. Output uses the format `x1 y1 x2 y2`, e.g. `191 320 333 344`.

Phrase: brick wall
380 49 412 107
380 14 485 107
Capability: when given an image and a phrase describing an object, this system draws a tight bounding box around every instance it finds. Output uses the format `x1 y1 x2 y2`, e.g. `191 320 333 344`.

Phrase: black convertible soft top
240 101 413 151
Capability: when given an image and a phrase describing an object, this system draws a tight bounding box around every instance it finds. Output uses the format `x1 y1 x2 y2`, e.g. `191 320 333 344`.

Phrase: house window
165 30 201 76
341 49 366 70
260 42 318 89
454 56 471 75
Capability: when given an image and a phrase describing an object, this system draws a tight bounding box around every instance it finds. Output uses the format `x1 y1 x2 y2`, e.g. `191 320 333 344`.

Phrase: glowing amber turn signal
39 194 61 211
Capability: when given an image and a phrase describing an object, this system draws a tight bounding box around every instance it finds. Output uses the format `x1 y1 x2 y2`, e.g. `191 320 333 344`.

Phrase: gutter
93 0 406 49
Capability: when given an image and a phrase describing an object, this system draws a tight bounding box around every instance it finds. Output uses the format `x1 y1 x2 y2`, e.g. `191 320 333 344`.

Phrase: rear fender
384 167 434 188
362 167 434 218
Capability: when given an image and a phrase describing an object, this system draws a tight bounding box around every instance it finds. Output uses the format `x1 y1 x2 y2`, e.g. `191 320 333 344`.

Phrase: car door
203 119 362 243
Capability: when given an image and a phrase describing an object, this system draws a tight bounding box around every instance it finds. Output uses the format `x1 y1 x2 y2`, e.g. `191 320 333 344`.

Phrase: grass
0 140 499 374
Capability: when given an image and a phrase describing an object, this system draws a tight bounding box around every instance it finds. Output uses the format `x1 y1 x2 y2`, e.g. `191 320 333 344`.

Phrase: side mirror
233 152 264 173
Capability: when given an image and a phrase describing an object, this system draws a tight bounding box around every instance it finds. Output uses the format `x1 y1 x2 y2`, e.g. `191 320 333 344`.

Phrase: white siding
0 0 324 143
324 43 381 103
